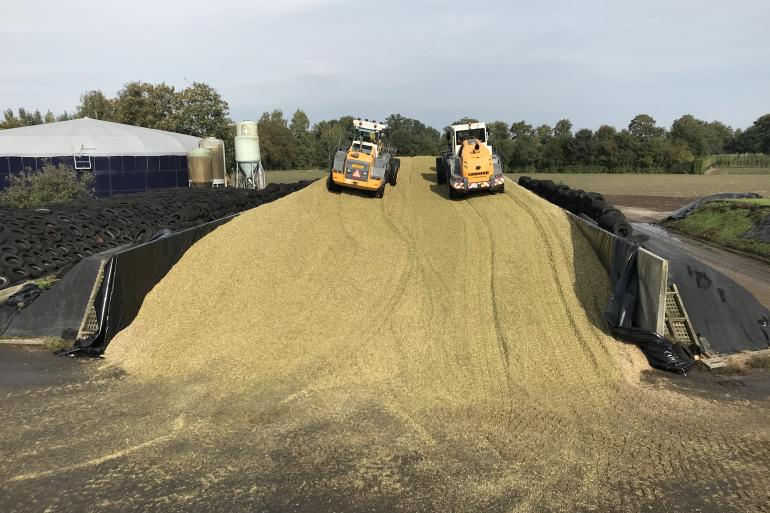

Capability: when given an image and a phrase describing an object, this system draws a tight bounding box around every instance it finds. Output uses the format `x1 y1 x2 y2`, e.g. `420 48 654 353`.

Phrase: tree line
485 113 770 173
1 82 234 168
2 81 769 173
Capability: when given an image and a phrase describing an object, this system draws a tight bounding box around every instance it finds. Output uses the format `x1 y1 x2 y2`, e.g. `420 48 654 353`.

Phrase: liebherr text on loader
436 122 504 199
327 118 400 198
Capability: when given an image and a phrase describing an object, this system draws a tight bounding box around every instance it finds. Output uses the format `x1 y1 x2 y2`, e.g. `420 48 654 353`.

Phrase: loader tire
388 160 398 186
375 183 386 199
436 158 446 184
326 172 341 193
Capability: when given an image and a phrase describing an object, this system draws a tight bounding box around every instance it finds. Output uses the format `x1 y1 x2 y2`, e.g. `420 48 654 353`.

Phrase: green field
706 167 770 175
732 198 770 206
506 172 770 197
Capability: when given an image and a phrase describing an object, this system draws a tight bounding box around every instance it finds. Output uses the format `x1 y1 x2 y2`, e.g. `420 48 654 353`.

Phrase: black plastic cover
67 214 235 356
604 238 694 375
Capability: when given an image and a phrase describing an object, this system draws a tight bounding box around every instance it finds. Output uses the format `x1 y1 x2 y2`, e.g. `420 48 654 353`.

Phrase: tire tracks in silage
502 187 621 420
504 187 604 373
463 195 581 452
463 188 624 497
464 199 516 425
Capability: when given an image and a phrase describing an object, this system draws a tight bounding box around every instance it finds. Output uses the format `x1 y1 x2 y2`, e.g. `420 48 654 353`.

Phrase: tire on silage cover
0 182 314 291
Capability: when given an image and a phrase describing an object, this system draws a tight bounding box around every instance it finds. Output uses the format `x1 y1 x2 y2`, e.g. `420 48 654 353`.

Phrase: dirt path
1 157 768 513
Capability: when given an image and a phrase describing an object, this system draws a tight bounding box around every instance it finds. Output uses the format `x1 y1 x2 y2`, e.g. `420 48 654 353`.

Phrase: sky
2 0 769 131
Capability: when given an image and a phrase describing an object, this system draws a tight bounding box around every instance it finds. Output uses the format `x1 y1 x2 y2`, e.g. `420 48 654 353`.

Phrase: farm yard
1 158 769 513
2 3 770 508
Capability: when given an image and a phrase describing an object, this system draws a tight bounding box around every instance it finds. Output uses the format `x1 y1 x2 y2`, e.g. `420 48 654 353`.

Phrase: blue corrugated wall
0 155 189 197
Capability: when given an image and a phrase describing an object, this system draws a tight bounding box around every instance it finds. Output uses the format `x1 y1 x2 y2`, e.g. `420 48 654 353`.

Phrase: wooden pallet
664 283 700 349
701 348 770 370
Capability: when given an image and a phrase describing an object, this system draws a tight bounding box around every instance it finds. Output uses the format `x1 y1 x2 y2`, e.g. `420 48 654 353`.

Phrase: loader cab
448 122 490 156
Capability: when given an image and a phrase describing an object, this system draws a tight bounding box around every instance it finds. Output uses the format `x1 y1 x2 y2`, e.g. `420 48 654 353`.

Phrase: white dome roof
0 118 201 157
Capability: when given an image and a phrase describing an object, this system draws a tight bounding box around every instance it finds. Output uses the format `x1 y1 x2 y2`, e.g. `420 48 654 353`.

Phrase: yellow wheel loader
327 118 400 198
436 122 504 200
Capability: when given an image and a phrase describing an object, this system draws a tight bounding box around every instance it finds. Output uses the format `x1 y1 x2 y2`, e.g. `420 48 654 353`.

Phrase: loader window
352 142 374 155
455 129 486 146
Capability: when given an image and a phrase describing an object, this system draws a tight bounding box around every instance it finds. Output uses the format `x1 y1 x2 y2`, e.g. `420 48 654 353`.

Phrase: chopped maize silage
2 157 766 513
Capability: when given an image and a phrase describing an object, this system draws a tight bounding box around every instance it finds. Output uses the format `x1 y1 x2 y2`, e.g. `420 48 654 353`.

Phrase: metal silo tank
199 137 225 186
236 120 258 137
187 147 213 187
234 135 260 167
234 121 264 189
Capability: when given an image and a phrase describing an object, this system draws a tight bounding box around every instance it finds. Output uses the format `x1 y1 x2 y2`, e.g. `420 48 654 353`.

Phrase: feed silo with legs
234 121 264 189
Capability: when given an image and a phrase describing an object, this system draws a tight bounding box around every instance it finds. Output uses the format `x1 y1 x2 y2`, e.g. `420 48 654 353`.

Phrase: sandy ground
1 158 769 512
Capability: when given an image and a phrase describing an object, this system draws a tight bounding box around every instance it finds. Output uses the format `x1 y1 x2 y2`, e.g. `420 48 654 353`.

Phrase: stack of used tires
0 181 313 290
517 176 632 238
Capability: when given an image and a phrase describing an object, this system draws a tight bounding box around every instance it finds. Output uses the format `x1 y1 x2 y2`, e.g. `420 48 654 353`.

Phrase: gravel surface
1 157 768 512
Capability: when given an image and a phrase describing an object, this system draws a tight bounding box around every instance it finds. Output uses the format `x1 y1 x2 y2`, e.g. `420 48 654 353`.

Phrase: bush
0 161 94 208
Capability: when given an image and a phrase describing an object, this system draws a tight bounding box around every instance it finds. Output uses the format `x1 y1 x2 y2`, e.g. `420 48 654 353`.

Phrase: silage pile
102 157 768 512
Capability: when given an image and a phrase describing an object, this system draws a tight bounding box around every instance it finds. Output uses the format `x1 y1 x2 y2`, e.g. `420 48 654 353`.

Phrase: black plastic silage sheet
603 239 694 375
70 214 236 355
636 225 770 354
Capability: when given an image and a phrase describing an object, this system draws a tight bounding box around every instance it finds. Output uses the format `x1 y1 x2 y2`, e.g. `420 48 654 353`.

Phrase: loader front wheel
327 172 341 193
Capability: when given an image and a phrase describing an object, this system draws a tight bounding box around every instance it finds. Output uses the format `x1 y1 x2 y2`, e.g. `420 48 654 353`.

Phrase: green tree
731 113 770 153
553 119 573 138
312 118 346 169
0 107 60 129
669 114 732 156
289 109 316 169
508 121 538 168
628 114 664 142
486 121 513 169
660 140 694 173
170 82 230 139
258 110 295 170
569 128 594 166
386 114 442 156
112 81 175 130
77 90 113 120
535 124 553 144
703 121 734 154
1 109 22 128
592 125 620 169
486 121 510 141
628 114 665 169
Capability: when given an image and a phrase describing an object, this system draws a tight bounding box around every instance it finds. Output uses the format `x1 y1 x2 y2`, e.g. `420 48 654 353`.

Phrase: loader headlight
450 176 466 189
